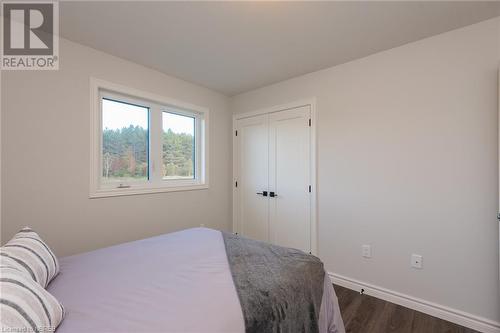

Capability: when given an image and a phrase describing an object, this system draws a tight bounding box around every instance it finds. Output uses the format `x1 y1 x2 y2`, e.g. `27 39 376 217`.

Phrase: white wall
1 38 233 256
231 18 500 324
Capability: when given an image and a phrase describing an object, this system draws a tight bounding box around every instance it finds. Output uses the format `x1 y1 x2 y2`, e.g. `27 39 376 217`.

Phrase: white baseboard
329 272 500 333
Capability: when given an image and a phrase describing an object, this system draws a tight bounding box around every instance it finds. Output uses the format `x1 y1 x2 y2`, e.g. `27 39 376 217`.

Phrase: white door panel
269 106 311 252
236 115 269 242
235 105 312 253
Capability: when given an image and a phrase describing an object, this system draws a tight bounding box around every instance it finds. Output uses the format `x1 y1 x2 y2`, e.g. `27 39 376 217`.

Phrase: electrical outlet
362 245 371 258
411 254 423 269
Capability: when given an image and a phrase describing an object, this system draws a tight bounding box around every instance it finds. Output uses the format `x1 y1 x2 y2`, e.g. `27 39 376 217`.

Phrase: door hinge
235 130 238 136
308 185 311 193
308 118 311 127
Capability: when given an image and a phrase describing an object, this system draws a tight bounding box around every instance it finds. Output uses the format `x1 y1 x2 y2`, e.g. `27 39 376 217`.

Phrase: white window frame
90 78 209 198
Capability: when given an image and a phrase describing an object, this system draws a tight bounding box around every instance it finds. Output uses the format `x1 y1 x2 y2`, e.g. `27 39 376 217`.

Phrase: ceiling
60 1 500 96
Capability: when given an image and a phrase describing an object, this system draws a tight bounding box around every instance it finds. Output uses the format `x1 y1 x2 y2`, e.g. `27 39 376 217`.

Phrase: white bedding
48 228 344 333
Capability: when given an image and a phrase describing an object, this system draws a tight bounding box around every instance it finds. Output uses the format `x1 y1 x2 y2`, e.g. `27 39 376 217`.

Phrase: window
90 79 208 197
102 99 149 183
162 112 195 180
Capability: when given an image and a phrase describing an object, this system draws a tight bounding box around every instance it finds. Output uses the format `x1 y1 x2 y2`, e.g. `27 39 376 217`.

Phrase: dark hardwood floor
333 285 479 333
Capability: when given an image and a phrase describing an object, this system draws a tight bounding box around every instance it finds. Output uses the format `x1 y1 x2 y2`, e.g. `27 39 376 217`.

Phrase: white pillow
0 227 59 288
0 266 65 332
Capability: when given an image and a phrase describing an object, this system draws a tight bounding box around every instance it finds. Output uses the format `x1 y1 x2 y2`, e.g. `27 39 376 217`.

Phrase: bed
47 227 345 333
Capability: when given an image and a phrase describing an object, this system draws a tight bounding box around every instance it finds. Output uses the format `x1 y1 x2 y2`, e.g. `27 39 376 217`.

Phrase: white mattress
48 228 344 333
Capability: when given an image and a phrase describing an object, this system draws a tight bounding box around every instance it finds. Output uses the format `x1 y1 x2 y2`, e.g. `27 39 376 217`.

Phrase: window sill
89 183 209 199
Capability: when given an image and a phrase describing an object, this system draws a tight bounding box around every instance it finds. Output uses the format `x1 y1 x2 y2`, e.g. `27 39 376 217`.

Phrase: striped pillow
0 227 59 288
0 266 65 332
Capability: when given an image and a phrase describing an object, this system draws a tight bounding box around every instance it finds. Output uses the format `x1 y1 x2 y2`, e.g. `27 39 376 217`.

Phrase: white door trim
498 69 500 282
232 98 318 255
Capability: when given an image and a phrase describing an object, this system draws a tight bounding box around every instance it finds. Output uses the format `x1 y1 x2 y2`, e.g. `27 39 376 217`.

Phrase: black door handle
256 191 268 197
269 192 278 198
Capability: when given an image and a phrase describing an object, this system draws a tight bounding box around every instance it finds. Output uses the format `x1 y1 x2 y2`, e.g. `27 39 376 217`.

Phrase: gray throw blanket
222 232 325 333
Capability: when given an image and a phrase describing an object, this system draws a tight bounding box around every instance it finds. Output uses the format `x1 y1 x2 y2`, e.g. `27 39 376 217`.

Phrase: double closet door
234 105 313 253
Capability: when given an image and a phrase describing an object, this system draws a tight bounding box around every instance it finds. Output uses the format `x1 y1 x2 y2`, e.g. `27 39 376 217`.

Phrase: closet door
269 106 311 252
235 115 270 242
